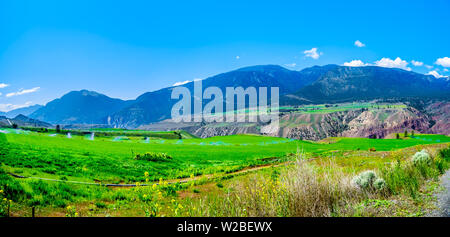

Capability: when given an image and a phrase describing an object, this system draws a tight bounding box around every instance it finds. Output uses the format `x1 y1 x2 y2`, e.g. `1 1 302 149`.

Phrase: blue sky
1 0 449 111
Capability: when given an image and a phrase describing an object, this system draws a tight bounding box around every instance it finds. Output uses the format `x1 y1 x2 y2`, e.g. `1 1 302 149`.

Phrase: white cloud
284 63 297 68
444 69 449 72
425 65 433 69
236 56 240 60
374 57 411 71
343 60 369 67
0 83 9 89
0 92 2 96
0 101 33 112
303 48 321 59
435 57 450 67
5 87 40 97
172 80 191 86
354 40 365 48
411 60 424 67
427 70 447 78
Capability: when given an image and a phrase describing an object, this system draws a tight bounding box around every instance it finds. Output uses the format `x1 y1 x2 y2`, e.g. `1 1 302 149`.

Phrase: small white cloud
411 60 424 67
0 83 9 89
303 48 321 60
172 80 191 86
375 57 411 71
284 63 297 68
236 56 240 60
343 60 369 67
435 57 450 67
6 87 40 97
0 101 33 112
0 92 2 96
444 69 449 72
427 70 447 78
354 40 365 48
425 65 433 69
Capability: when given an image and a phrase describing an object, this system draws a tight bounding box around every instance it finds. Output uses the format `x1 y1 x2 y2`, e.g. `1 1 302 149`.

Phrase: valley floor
0 128 449 217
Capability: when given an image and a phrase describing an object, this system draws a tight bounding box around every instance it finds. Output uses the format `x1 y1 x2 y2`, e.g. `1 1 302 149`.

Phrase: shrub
135 152 172 162
380 147 447 198
373 178 386 190
352 171 386 191
95 202 107 209
412 150 431 166
439 146 450 162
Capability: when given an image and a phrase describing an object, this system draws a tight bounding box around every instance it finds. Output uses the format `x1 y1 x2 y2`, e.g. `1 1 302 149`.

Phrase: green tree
56 125 61 133
404 130 408 138
396 133 400 139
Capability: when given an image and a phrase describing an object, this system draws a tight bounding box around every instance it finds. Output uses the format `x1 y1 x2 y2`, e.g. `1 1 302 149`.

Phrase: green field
279 102 407 114
1 128 449 183
1 127 449 217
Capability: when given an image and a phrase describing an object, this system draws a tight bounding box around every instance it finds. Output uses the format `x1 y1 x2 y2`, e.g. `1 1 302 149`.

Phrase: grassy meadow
0 127 449 217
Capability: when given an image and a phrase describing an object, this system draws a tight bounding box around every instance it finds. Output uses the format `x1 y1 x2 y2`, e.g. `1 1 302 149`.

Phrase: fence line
8 173 188 187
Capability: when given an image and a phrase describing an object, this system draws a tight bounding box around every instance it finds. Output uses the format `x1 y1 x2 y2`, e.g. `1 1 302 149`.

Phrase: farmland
0 127 449 217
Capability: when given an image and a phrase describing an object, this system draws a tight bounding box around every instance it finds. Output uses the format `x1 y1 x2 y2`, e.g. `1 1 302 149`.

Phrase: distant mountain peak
66 89 103 97
29 90 131 125
235 64 289 72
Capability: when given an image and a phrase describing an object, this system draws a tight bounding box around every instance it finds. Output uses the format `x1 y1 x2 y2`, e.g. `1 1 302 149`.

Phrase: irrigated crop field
1 127 449 217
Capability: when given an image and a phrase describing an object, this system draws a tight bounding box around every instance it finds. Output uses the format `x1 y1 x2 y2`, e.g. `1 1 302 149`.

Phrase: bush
135 152 172 162
352 171 385 191
380 147 447 198
439 146 450 162
95 202 107 209
412 150 431 166
373 178 386 190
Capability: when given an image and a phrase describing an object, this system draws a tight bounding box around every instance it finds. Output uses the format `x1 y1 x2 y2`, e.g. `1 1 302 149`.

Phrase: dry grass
187 153 385 217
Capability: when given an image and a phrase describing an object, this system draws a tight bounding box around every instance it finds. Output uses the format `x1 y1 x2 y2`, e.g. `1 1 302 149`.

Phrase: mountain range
0 104 43 118
0 114 52 128
26 64 450 128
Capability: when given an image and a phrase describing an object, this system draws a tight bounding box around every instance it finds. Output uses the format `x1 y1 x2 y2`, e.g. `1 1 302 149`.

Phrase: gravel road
428 170 450 217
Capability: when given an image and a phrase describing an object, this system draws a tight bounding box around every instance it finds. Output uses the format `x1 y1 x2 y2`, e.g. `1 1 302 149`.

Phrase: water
113 136 129 141
67 133 72 139
89 132 95 141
